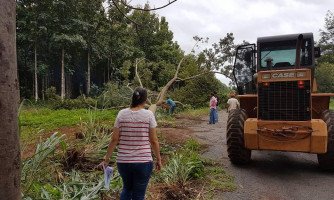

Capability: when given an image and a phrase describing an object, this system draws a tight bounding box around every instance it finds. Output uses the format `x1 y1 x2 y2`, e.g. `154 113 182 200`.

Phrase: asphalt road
191 110 334 200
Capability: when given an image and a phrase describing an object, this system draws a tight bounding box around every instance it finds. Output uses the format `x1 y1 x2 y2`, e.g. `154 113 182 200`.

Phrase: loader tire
226 109 251 165
317 110 334 170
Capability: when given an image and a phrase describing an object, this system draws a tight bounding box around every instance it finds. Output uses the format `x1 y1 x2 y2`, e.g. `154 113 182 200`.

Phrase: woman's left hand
98 158 109 170
155 160 162 171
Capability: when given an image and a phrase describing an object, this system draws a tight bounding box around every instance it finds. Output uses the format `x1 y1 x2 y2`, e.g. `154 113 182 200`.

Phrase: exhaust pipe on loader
295 34 303 68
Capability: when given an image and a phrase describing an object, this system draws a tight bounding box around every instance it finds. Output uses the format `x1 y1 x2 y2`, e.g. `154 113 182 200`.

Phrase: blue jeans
169 105 176 114
209 108 216 124
117 162 153 200
214 108 218 123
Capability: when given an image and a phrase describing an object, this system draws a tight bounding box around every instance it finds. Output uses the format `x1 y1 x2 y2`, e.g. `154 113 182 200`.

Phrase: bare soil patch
21 126 81 159
159 127 193 145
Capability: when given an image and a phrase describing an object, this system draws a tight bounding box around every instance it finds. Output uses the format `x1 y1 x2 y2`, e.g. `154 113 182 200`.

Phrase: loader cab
233 33 320 95
257 33 315 71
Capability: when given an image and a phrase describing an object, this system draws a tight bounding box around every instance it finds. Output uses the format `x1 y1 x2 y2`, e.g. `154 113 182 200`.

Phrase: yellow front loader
227 33 334 170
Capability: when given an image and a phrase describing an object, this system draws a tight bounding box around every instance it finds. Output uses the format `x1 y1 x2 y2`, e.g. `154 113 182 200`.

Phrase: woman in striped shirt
100 87 162 200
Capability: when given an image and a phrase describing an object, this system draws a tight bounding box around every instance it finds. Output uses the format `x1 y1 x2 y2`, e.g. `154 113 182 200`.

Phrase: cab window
260 39 312 68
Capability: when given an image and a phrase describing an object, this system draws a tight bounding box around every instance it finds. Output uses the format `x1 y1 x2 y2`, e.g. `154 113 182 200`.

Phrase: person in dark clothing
166 96 176 115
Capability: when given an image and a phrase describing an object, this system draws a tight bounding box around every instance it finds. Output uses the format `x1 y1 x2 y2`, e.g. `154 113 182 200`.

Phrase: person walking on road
100 87 162 200
226 92 240 113
209 93 217 124
214 92 219 123
166 96 176 115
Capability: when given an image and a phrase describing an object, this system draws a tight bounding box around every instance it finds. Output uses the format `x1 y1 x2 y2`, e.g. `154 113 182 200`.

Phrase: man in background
166 96 176 115
226 92 240 113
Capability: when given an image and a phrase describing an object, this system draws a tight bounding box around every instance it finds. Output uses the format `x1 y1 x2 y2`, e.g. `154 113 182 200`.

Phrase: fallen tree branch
156 57 184 104
110 0 141 27
119 0 177 11
126 83 133 92
147 39 215 113
173 101 185 107
134 58 153 105
149 57 185 113
135 58 145 88
176 71 224 82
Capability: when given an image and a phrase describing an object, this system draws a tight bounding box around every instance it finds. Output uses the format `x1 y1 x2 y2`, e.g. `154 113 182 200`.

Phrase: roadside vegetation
20 104 235 199
19 108 117 142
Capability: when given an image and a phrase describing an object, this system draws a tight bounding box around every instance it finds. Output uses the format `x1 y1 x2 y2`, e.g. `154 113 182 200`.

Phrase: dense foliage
316 10 334 93
315 62 334 92
17 0 230 107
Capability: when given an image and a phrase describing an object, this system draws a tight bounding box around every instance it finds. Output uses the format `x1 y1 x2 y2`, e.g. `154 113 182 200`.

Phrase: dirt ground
188 110 334 200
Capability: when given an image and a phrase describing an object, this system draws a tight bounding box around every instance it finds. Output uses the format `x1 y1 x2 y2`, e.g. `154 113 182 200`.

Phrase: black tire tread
317 110 334 170
226 109 251 165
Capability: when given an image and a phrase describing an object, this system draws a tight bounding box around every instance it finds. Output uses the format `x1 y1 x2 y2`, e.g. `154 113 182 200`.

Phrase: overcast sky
128 0 334 84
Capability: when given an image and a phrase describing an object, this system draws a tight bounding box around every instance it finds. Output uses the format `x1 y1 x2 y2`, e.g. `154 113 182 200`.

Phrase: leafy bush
170 74 230 108
21 131 119 199
51 97 97 110
89 83 103 97
183 138 201 152
182 139 204 179
157 139 204 186
97 82 133 108
23 171 106 200
22 133 66 195
159 154 195 186
45 87 61 101
46 171 104 200
315 62 334 93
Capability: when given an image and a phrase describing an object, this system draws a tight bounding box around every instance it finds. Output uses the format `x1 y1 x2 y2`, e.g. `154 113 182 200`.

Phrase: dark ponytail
131 87 147 108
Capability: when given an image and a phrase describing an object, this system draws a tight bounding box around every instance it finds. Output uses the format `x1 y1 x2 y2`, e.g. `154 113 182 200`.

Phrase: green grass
19 108 118 142
330 98 334 110
177 107 208 119
19 107 209 143
205 165 236 192
201 160 237 199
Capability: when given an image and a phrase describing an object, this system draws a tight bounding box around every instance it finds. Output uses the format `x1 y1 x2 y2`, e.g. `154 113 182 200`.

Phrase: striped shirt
114 108 157 163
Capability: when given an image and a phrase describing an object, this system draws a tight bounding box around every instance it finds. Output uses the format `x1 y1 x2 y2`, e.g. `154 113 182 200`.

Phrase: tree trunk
86 51 90 95
148 58 185 113
0 1 21 198
66 73 72 98
61 48 65 100
107 56 111 82
42 76 45 100
34 43 38 101
104 58 107 84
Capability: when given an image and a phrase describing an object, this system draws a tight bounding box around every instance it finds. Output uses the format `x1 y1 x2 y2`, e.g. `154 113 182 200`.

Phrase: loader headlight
262 73 271 79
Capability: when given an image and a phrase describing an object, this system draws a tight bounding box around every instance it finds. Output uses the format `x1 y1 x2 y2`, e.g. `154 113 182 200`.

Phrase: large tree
319 10 334 64
201 33 249 86
0 0 21 198
315 62 334 92
316 10 334 92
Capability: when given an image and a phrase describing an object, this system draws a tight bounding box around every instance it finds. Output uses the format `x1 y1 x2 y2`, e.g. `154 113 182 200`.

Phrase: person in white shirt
226 93 240 113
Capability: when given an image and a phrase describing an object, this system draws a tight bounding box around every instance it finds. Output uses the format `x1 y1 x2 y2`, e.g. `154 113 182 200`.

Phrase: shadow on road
232 151 334 176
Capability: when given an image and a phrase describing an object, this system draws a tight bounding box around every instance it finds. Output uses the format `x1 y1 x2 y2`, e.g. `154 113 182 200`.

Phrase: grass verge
176 108 209 120
21 106 235 199
19 108 117 142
